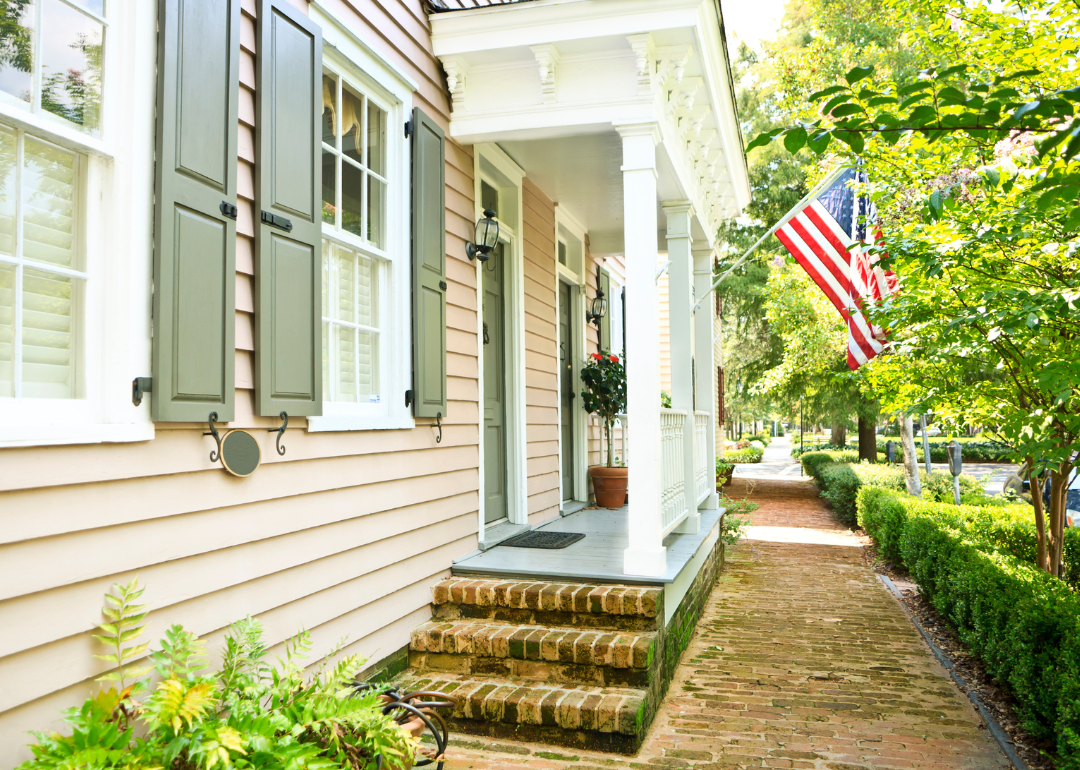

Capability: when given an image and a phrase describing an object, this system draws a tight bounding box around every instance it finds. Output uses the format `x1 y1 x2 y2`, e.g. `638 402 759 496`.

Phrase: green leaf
994 68 1040 85
928 190 943 220
97 623 119 637
831 103 863 118
898 81 933 97
835 130 865 153
1064 206 1080 232
783 127 807 154
745 128 783 151
822 93 853 115
907 105 938 126
980 167 1001 187
844 65 874 85
807 130 832 153
809 84 848 101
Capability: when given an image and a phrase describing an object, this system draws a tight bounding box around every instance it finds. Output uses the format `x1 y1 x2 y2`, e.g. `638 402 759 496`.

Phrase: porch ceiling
430 0 752 239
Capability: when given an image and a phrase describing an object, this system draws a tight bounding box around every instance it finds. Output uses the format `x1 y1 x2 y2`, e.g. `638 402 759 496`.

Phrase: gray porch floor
452 506 723 585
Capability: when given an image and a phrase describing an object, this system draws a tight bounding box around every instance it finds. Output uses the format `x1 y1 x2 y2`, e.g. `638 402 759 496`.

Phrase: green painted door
559 281 575 502
483 242 507 525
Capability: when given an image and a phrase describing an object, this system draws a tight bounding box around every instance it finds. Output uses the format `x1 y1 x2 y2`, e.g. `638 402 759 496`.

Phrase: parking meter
886 440 896 465
947 440 962 504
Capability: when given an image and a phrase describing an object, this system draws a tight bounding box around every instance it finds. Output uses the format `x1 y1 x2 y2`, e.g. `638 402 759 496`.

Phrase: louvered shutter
152 0 240 422
410 107 446 419
599 270 611 352
254 0 322 417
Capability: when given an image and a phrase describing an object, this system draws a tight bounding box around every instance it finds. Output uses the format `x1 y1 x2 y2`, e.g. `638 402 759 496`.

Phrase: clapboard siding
0 0 478 763
522 178 560 525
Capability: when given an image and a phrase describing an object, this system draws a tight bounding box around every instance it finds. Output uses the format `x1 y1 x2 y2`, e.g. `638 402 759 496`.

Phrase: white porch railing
660 409 689 534
694 411 710 505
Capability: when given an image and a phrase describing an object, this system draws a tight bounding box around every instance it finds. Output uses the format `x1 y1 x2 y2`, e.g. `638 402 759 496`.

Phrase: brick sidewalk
436 477 1009 770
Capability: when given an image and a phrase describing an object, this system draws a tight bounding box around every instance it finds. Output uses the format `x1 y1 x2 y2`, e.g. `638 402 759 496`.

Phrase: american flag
774 169 897 370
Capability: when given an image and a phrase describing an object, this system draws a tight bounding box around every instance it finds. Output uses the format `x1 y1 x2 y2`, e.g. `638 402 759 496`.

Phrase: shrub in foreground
856 487 1080 766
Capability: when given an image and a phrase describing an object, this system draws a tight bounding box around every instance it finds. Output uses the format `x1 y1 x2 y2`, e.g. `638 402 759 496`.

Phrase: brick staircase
396 577 666 753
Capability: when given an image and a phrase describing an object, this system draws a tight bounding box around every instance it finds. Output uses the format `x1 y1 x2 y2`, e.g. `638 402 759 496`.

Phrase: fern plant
18 581 418 770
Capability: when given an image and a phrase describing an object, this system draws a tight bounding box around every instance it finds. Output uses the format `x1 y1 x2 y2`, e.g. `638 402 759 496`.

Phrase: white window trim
0 2 154 448
307 3 415 433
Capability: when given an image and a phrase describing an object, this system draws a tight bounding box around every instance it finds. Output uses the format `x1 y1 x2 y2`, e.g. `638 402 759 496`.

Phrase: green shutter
410 107 447 419
152 0 240 423
599 270 611 352
254 0 322 417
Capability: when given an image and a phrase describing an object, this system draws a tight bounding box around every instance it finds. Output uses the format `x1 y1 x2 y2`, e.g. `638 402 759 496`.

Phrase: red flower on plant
591 352 603 360
610 355 619 363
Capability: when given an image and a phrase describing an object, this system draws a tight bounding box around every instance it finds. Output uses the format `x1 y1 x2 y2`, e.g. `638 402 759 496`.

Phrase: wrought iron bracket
269 411 288 456
435 412 442 444
204 412 223 463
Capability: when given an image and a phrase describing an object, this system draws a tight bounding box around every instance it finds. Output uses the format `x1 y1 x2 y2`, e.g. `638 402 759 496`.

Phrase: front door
483 243 508 525
558 281 575 502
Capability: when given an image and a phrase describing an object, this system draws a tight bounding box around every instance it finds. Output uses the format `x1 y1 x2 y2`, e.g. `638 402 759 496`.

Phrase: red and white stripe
775 201 895 371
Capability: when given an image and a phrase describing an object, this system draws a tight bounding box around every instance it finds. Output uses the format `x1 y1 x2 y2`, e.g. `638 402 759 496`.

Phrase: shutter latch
405 389 414 408
132 377 152 407
261 210 293 232
404 120 413 138
220 201 238 220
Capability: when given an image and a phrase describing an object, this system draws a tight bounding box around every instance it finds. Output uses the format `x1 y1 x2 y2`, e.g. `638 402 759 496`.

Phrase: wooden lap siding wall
0 0 480 763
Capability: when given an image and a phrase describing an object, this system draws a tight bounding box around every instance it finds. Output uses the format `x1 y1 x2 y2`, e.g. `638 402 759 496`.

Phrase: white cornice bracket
626 33 656 97
441 55 470 114
530 44 561 105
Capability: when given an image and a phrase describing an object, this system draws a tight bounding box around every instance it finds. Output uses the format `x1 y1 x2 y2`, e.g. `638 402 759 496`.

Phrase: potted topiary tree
581 350 628 507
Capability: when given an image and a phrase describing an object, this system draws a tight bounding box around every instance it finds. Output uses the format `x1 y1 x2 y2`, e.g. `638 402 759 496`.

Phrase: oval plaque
219 429 261 477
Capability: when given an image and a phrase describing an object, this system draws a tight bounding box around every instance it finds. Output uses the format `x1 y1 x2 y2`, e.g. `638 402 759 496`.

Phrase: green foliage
725 447 764 464
856 487 1080 765
719 496 760 546
580 351 626 468
660 391 672 409
875 438 1013 463
18 583 417 770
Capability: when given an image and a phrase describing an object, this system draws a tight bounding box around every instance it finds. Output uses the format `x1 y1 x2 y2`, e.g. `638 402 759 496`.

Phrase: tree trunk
605 419 614 468
898 414 922 497
1030 464 1050 572
858 416 877 463
830 424 847 447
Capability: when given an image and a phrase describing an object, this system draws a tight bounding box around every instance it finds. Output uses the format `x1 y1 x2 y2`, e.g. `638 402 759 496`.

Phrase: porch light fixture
466 209 500 262
587 267 607 328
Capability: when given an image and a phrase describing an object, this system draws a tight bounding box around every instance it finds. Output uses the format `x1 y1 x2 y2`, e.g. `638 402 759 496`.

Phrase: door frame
474 144 527 546
554 206 589 505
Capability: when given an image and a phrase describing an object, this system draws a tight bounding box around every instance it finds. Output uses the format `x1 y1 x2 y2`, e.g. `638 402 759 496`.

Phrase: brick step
396 672 648 753
409 620 656 688
432 578 662 632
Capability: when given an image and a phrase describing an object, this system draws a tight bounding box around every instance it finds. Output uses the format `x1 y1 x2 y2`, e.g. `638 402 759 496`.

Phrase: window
0 126 83 399
307 4 415 432
0 0 106 136
0 3 153 447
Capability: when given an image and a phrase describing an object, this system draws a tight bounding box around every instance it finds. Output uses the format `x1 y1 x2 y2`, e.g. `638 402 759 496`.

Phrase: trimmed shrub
856 487 1080 765
726 447 763 463
799 450 858 481
876 437 1013 463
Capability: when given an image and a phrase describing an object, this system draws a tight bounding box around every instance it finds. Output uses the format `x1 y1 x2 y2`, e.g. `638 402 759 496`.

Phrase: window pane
321 73 336 145
341 160 363 238
333 244 355 324
321 318 329 401
366 175 384 248
23 136 75 267
321 149 335 225
68 0 103 14
0 1 33 104
342 84 362 166
558 240 566 266
367 101 385 177
41 0 103 134
357 330 377 398
481 180 499 216
356 253 376 328
21 265 73 398
0 262 12 397
0 125 16 256
335 324 355 403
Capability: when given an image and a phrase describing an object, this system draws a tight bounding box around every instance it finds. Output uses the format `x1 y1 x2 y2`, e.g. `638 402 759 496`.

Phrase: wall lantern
587 268 607 328
466 209 500 262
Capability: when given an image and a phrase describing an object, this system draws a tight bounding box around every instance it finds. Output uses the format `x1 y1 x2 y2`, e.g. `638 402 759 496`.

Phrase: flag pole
692 166 848 313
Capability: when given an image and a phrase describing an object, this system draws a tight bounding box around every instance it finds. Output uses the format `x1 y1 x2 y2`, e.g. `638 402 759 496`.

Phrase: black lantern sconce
466 209 500 262
587 267 607 329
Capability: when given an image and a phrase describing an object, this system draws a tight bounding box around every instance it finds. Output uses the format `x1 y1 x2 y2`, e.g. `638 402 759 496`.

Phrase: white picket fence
660 409 689 534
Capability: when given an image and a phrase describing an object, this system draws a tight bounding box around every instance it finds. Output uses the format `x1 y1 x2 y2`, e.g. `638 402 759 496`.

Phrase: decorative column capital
441 55 470 114
529 44 561 105
614 121 661 173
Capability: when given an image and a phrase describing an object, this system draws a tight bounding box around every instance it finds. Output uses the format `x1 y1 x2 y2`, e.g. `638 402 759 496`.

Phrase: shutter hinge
132 377 152 407
439 280 447 291
260 210 293 232
220 201 238 220
404 120 413 138
405 389 414 408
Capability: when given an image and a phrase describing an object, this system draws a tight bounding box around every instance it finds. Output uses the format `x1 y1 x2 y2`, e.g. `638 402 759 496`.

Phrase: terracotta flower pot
589 465 629 508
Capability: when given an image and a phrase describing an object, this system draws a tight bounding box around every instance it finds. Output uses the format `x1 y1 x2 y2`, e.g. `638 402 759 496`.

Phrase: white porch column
694 246 720 509
663 201 699 535
618 122 666 578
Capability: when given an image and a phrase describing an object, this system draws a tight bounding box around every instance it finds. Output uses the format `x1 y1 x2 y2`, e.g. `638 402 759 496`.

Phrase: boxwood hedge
857 487 1080 766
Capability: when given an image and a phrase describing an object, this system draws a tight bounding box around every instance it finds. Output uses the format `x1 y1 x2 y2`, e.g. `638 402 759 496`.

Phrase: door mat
499 531 585 549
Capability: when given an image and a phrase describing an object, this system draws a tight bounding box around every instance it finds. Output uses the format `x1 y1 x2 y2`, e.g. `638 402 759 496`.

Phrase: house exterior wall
0 0 480 763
